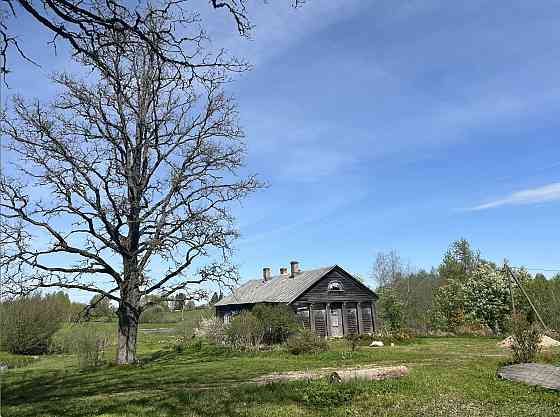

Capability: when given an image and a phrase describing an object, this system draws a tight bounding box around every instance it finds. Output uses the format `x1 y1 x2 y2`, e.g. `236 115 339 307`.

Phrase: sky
4 0 560 300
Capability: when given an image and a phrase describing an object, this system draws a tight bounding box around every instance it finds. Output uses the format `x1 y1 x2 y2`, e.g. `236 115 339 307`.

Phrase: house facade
215 261 378 337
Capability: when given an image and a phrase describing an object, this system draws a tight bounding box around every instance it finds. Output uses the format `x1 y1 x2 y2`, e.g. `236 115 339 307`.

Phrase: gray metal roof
215 265 336 306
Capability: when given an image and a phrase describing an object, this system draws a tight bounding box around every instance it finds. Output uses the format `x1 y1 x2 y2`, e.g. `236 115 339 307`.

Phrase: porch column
309 303 315 333
356 302 362 334
325 303 331 337
342 302 348 336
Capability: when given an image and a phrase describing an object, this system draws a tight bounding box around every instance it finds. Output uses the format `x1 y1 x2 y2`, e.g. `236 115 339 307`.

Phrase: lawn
1 332 559 417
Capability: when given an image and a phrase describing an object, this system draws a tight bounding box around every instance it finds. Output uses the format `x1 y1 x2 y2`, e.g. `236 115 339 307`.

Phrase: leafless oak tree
0 10 262 364
0 0 306 75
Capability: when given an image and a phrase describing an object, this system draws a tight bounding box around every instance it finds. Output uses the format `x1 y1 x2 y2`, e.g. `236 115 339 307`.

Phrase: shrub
287 329 328 355
252 304 299 344
74 325 111 369
87 294 115 321
0 294 64 354
372 328 416 346
196 317 226 344
510 314 542 364
344 333 361 351
377 287 404 331
49 324 112 368
301 380 354 407
225 311 265 350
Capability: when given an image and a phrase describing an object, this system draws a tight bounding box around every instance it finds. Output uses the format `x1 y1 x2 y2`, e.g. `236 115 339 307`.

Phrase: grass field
1 321 559 417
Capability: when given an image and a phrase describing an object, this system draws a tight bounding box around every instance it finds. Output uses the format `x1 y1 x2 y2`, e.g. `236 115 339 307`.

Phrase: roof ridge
215 264 336 306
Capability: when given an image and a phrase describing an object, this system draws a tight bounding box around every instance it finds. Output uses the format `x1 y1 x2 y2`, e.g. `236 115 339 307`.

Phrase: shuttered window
312 308 327 337
360 303 373 334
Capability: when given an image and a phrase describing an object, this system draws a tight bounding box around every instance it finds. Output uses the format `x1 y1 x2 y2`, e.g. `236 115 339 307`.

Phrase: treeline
374 239 560 335
0 291 210 355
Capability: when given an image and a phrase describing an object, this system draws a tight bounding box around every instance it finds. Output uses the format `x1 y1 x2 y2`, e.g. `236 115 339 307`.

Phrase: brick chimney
290 261 300 278
262 267 271 282
280 267 288 276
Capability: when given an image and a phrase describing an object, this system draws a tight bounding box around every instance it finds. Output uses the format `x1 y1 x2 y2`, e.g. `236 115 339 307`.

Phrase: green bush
377 287 404 331
196 316 226 344
372 328 416 346
0 294 64 354
49 324 112 368
251 304 299 345
344 333 361 351
301 380 354 407
225 311 264 350
87 294 115 321
75 326 111 369
287 329 328 355
510 314 542 364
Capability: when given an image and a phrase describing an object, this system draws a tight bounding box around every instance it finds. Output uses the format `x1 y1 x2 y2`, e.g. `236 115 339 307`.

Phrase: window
327 280 344 292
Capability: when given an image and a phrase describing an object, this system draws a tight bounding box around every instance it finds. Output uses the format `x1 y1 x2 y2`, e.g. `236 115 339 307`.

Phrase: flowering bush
463 262 511 334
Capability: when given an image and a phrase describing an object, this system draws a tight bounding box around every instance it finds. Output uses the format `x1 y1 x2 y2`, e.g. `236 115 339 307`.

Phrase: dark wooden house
215 262 378 337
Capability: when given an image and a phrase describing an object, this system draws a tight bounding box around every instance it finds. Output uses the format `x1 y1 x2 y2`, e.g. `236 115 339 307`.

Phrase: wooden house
215 261 378 337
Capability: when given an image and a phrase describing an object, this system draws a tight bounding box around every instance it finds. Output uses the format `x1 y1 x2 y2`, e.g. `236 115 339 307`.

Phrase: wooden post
325 303 331 337
309 303 315 333
342 302 348 336
356 302 362 334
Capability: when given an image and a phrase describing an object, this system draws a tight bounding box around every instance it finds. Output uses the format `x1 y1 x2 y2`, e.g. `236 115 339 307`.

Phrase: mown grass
1 333 559 417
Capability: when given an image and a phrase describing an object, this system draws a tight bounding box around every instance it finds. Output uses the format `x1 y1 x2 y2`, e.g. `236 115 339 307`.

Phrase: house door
329 304 343 337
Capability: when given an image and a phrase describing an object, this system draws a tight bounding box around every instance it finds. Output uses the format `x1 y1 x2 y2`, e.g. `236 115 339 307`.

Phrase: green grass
1 335 559 417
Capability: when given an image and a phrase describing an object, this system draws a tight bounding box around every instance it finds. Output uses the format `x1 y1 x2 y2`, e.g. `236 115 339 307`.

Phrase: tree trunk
116 256 141 365
116 300 140 365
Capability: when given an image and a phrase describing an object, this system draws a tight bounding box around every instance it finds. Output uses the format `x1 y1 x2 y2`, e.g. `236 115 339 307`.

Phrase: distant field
1 333 559 416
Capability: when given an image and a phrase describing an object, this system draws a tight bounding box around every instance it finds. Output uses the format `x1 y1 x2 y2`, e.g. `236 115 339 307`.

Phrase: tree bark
116 300 139 365
116 256 141 365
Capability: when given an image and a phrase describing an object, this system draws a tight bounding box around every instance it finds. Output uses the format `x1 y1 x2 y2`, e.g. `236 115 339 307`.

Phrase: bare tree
0 12 262 364
371 250 404 289
0 0 306 75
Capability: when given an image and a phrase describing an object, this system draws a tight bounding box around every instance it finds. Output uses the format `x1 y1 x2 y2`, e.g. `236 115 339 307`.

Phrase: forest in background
373 239 560 335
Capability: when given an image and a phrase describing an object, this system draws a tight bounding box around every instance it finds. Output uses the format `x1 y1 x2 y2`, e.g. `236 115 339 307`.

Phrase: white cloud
470 182 560 210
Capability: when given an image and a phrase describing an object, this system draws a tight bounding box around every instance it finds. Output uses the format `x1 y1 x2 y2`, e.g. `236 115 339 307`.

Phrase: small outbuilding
215 261 378 337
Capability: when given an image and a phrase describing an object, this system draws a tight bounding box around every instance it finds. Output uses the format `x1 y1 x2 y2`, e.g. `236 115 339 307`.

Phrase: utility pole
504 263 547 330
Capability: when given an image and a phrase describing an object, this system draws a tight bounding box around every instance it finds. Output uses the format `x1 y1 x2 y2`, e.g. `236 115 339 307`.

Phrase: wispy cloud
470 182 560 210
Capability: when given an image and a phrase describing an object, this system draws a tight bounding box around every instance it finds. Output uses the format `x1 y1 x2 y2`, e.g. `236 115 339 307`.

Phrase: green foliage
521 272 560 331
286 329 328 355
377 287 404 331
196 316 226 344
344 333 361 351
49 324 113 369
88 294 114 321
300 380 354 407
74 326 111 369
510 314 542 364
438 238 479 284
431 279 465 331
173 293 186 310
0 294 64 354
225 311 265 350
373 328 416 345
463 262 511 333
139 296 171 323
3 336 560 417
251 304 299 344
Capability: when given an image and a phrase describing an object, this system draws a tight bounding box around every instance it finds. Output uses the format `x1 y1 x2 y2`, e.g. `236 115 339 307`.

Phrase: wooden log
253 365 409 385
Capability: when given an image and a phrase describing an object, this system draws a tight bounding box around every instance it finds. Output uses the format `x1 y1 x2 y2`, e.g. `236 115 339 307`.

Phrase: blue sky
5 1 560 300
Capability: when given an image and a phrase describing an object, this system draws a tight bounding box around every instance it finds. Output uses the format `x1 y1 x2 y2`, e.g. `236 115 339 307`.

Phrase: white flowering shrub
196 317 226 344
463 262 511 334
